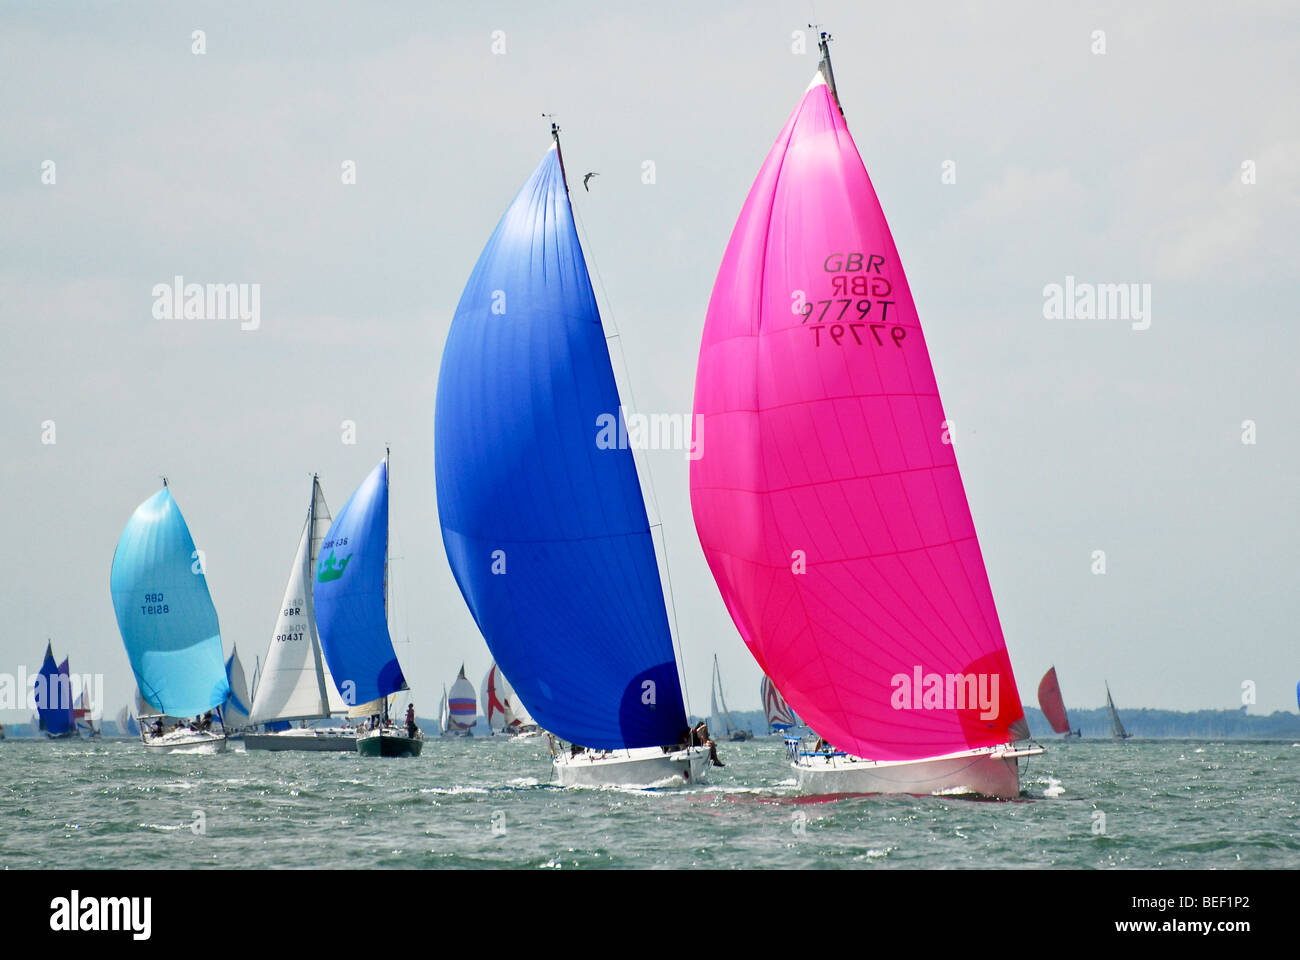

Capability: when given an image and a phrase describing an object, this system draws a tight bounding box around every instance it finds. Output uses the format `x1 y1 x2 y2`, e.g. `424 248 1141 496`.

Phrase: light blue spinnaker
110 486 231 718
314 457 407 709
434 135 688 750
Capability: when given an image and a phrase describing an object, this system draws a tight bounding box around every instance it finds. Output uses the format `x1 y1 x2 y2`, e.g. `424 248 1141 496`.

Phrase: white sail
711 654 736 736
503 675 536 729
438 685 449 734
250 478 347 723
482 662 537 731
134 686 162 720
348 696 386 719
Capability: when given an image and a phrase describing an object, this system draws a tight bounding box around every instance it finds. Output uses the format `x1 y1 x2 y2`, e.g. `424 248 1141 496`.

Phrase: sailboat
245 476 356 752
434 123 709 786
109 481 232 753
115 704 139 738
710 655 752 741
1105 683 1132 739
33 642 77 739
482 663 542 739
315 452 422 757
688 33 1041 798
760 675 797 734
446 665 477 737
1037 667 1081 737
437 684 451 737
220 645 255 735
73 685 100 738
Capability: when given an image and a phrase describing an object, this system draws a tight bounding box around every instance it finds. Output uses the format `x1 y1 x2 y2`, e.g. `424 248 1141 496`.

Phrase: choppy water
2 737 1297 869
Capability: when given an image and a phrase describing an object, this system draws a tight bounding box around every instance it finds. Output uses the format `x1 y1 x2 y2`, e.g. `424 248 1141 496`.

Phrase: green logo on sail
316 551 351 583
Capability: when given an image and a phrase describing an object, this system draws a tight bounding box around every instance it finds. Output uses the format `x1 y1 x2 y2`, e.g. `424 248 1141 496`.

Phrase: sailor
692 721 725 768
405 703 418 739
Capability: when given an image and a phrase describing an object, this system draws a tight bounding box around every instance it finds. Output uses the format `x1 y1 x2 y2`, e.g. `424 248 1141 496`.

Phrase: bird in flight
583 172 599 191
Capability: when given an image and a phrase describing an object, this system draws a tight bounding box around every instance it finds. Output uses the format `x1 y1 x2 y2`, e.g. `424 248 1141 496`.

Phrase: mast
549 119 570 194
384 448 390 724
814 28 842 115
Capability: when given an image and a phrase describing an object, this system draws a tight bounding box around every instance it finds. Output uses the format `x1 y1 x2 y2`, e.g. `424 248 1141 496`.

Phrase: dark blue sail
314 458 406 708
33 644 73 736
110 488 231 717
435 143 687 749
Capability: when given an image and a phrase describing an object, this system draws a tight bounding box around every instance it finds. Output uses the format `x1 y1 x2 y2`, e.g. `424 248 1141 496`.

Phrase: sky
1 0 1297 722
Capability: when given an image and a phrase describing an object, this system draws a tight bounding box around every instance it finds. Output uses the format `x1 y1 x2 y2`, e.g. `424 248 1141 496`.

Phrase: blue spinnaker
33 644 73 736
314 459 406 707
435 143 688 750
110 487 231 717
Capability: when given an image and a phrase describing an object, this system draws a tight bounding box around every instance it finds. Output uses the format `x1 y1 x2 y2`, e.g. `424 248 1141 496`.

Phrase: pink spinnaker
690 73 1025 762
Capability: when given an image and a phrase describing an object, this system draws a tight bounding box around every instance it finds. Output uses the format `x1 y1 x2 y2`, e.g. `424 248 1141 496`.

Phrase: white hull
794 744 1042 800
243 728 357 752
553 746 710 787
141 729 228 754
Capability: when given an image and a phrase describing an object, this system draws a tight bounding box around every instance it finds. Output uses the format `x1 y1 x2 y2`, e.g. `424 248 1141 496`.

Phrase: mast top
544 113 570 192
811 26 842 114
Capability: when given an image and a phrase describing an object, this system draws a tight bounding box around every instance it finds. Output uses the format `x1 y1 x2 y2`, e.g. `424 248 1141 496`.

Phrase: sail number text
803 252 906 348
140 592 169 615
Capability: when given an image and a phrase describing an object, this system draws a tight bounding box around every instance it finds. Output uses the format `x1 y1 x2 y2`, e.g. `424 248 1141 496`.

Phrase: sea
2 736 1297 870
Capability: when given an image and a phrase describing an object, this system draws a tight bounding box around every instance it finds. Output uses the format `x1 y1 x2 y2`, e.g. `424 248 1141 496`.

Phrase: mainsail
448 665 477 732
33 643 73 736
250 476 348 723
109 486 231 718
689 40 1027 763
1105 683 1130 739
760 675 797 732
1037 666 1072 735
315 457 408 713
710 654 739 737
434 130 688 750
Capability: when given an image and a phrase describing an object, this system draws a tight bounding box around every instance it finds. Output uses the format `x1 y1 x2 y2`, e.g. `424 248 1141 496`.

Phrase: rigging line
569 195 694 718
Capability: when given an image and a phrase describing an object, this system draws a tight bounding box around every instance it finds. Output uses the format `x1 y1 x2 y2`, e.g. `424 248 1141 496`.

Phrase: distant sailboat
315 452 421 757
1105 683 1132 740
435 122 709 786
115 704 139 737
222 646 254 732
109 481 231 753
438 684 451 738
245 476 356 752
1037 667 1081 738
711 655 752 741
73 683 99 738
482 663 542 739
760 675 797 734
33 642 77 739
446 665 477 736
688 33 1040 797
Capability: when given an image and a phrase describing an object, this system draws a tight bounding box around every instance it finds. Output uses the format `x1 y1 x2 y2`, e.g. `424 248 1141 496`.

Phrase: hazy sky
2 1 1297 723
